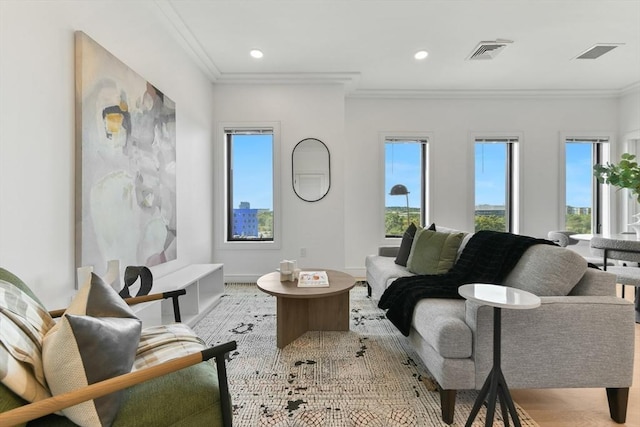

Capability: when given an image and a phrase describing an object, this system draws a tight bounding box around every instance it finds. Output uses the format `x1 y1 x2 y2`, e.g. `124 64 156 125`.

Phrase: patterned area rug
193 283 538 427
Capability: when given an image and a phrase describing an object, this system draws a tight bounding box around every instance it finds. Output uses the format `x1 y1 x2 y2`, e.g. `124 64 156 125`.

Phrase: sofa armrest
0 341 237 427
465 296 635 389
378 246 400 257
569 267 617 296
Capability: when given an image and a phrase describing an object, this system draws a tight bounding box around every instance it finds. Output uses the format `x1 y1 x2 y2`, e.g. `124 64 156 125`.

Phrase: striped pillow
0 277 55 403
133 323 206 371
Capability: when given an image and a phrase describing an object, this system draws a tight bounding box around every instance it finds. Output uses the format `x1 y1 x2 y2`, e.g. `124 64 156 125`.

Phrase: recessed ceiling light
414 50 429 60
250 49 264 59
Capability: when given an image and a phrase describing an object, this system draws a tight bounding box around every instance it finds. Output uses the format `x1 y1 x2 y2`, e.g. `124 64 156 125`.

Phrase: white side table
458 283 541 427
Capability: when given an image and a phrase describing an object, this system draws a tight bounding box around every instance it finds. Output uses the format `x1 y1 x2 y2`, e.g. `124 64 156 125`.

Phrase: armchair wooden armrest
0 341 237 427
49 289 188 322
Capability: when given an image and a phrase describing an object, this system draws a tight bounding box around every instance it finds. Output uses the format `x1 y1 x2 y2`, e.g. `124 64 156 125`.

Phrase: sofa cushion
433 226 472 261
407 229 464 275
0 272 54 403
365 255 416 299
395 223 435 266
42 273 142 427
503 244 587 296
411 299 472 358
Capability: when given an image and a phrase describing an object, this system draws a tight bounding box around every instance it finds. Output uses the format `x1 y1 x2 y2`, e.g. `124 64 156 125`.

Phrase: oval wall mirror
292 138 330 202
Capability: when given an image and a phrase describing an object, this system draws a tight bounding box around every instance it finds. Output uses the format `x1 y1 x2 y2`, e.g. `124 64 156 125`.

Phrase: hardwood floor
512 288 639 426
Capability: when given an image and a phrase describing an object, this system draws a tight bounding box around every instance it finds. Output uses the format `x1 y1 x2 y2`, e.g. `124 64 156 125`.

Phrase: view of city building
232 202 259 238
232 202 273 239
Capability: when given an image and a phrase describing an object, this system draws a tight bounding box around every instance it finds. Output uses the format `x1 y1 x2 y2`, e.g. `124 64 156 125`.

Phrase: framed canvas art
75 31 177 271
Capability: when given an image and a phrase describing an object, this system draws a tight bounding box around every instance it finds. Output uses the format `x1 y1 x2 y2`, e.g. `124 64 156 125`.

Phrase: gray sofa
365 227 635 424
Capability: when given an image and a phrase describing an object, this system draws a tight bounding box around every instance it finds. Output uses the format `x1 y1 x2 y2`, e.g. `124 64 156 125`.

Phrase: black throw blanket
378 230 554 336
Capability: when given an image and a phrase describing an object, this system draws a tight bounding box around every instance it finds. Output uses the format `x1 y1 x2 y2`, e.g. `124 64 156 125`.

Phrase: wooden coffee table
257 269 356 348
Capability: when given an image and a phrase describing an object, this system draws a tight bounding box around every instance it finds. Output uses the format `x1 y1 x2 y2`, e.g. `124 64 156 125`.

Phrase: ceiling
156 0 640 96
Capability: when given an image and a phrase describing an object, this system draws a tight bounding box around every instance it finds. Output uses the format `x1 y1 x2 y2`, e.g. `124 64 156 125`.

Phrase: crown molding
154 0 221 81
347 88 634 100
214 72 361 91
620 81 640 96
153 0 639 100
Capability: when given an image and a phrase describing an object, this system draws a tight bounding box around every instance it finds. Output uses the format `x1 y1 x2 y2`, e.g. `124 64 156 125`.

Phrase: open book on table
297 271 330 287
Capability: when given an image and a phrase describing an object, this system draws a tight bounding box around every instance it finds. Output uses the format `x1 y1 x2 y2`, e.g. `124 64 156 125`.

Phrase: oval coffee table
257 269 356 348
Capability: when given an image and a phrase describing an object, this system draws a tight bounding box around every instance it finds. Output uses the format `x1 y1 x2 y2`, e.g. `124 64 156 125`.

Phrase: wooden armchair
0 268 236 427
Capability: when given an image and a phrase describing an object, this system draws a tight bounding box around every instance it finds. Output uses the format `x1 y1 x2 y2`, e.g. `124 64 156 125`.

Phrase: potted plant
593 153 640 202
594 153 640 236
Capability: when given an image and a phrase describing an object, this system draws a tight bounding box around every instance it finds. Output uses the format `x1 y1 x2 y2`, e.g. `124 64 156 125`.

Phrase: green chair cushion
27 361 223 426
0 383 27 427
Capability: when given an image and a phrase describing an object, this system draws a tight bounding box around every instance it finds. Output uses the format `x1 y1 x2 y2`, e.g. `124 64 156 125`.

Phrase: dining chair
547 231 612 267
590 236 640 322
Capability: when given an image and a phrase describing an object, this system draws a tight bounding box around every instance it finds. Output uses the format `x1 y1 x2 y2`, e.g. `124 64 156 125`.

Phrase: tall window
384 138 428 237
565 138 608 233
225 128 274 241
474 138 517 232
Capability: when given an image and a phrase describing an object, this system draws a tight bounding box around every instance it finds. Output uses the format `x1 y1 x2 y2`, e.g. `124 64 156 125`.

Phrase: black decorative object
119 266 153 298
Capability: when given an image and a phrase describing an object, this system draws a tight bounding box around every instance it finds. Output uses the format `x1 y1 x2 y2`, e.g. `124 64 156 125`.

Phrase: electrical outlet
300 247 307 257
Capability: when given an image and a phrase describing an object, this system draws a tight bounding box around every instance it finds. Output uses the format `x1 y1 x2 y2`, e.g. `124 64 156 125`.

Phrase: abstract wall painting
75 31 177 272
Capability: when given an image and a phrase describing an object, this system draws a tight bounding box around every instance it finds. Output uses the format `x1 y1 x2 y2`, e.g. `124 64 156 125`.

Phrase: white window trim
216 121 282 250
469 131 523 234
559 131 614 234
379 131 433 244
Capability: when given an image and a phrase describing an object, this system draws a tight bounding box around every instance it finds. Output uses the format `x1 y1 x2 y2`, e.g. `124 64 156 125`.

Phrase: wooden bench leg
440 389 456 424
606 387 629 424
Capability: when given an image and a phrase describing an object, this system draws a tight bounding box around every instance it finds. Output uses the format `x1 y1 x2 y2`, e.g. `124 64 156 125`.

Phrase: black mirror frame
292 138 331 202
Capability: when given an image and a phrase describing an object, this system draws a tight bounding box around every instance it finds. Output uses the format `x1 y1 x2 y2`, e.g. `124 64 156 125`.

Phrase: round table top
257 269 356 299
458 283 541 309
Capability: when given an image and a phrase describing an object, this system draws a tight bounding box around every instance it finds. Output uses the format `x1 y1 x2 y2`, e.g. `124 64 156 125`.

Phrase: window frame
380 132 432 240
218 122 281 250
561 133 613 234
470 132 522 234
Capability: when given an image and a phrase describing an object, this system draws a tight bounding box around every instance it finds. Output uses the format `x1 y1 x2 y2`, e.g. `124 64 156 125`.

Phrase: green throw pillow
406 229 464 274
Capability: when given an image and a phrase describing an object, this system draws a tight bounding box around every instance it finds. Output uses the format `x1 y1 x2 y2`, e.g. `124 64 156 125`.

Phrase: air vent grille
576 44 622 59
467 40 513 60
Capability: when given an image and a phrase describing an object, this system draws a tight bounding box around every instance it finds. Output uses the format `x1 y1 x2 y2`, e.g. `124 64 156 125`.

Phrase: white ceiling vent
467 39 513 60
575 43 623 59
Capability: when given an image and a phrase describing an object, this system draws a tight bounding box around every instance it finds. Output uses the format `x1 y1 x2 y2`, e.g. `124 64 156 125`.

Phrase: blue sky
231 134 273 210
565 143 594 207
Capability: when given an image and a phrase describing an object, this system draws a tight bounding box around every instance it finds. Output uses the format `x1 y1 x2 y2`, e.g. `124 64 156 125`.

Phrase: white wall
619 88 640 137
344 96 620 274
211 84 346 282
1 2 638 294
617 88 640 226
0 1 215 308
